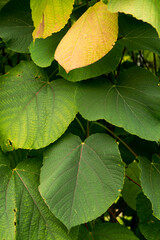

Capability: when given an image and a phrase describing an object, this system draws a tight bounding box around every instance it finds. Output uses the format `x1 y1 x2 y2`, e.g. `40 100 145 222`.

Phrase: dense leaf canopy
0 0 160 239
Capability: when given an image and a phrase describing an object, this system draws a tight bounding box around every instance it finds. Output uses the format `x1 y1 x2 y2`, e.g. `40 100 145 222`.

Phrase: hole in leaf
35 76 41 79
8 140 12 146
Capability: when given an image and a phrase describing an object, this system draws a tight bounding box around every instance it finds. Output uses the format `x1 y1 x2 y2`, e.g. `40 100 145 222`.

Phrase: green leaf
0 61 77 150
118 14 160 54
55 1 118 73
108 0 160 37
58 42 123 82
0 0 34 53
0 0 10 10
39 133 124 229
31 0 74 39
0 150 74 240
79 222 139 240
92 223 139 239
30 27 68 67
137 193 160 240
139 155 160 220
122 161 142 210
76 67 160 141
0 151 15 240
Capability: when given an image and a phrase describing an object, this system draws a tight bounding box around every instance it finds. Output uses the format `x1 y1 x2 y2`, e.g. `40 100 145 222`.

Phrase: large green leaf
0 150 75 240
58 42 123 82
78 223 139 240
139 155 160 220
108 0 160 37
122 161 142 210
30 27 68 67
31 0 74 39
0 61 77 151
76 67 160 141
118 14 160 54
55 1 118 73
0 0 34 53
39 133 124 229
137 193 160 240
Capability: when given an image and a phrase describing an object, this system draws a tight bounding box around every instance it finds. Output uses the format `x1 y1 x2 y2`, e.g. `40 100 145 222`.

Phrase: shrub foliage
0 0 160 239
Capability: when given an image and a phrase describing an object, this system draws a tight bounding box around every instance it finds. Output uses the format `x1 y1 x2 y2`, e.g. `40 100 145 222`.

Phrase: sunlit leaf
0 61 77 150
58 42 123 82
55 1 118 73
108 0 160 36
31 0 74 39
30 27 68 67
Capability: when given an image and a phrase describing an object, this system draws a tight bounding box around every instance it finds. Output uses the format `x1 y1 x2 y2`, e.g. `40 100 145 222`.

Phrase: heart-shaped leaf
76 67 160 141
39 133 124 229
0 61 77 150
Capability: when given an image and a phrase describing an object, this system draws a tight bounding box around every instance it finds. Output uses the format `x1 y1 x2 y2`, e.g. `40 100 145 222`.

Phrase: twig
48 67 58 80
125 174 141 188
93 121 138 158
75 117 86 136
116 47 126 78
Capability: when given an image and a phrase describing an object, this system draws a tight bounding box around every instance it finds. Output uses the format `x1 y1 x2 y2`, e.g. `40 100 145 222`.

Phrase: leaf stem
75 117 86 136
116 47 126 78
125 174 141 188
85 223 95 240
93 121 138 158
89 232 95 240
48 67 58 80
108 207 120 223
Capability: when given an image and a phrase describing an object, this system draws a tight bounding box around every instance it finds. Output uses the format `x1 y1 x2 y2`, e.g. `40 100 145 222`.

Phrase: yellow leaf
55 1 118 73
31 0 74 39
